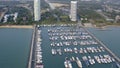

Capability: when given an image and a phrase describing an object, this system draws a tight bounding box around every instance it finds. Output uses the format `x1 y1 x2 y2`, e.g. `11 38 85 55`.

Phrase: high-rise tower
34 0 41 21
70 1 77 21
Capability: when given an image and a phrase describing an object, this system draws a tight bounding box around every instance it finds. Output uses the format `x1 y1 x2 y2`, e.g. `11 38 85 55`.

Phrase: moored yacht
76 57 82 68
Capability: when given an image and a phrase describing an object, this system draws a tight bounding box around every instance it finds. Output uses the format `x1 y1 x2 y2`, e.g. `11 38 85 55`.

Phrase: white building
34 0 41 21
70 1 77 21
115 15 120 23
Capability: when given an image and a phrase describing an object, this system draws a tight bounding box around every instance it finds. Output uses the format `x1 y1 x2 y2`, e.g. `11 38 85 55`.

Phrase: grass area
39 21 77 25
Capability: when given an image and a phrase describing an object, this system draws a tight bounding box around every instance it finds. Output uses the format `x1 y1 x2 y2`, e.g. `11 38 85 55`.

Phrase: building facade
34 0 41 21
70 1 77 21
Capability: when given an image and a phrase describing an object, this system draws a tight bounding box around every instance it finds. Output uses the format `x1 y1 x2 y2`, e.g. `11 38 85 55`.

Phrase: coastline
84 23 120 28
0 25 33 29
101 25 120 28
93 25 120 30
0 24 119 29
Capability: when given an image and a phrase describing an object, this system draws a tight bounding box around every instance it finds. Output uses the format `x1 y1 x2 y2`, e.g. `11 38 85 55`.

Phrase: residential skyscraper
34 0 41 21
70 1 77 21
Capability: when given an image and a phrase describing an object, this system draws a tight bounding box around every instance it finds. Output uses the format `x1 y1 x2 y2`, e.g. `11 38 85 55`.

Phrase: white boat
57 49 62 55
94 56 101 64
36 63 44 68
68 61 72 68
103 59 107 63
72 56 75 61
51 49 56 55
64 61 68 68
92 59 95 64
79 48 83 54
76 57 82 68
83 48 87 53
89 59 94 65
64 60 72 68
100 47 105 52
74 48 78 53
82 56 90 66
111 58 115 62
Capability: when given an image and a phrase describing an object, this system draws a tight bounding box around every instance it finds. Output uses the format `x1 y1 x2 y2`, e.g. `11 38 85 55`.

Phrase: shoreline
84 23 120 28
0 25 33 29
101 25 120 28
0 24 120 29
94 25 120 29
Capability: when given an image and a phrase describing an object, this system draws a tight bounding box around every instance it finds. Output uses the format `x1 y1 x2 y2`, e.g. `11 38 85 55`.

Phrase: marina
0 25 120 68
32 24 120 68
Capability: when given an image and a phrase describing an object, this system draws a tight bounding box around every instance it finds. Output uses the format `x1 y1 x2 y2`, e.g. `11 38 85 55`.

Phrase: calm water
87 26 120 58
0 28 33 68
0 26 119 68
40 26 119 68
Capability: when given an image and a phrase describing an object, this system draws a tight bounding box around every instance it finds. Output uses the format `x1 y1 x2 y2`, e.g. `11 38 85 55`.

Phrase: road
0 8 8 22
44 0 55 10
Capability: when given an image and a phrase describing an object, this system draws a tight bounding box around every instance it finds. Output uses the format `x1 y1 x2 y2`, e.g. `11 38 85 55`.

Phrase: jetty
28 25 36 68
35 26 44 68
